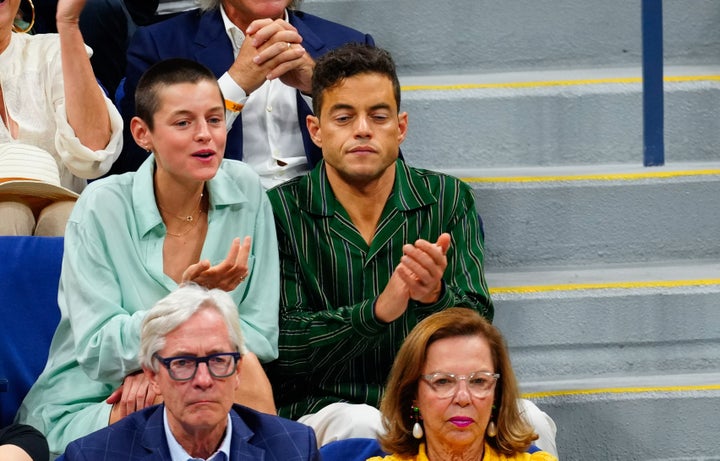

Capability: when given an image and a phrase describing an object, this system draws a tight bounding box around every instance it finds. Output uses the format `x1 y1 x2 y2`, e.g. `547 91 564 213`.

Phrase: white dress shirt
217 7 312 189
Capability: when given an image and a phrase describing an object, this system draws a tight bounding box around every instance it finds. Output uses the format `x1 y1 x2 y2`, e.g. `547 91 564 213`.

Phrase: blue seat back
319 438 386 461
0 236 63 426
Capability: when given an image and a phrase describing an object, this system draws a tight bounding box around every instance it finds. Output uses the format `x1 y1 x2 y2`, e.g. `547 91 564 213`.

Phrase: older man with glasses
59 283 319 461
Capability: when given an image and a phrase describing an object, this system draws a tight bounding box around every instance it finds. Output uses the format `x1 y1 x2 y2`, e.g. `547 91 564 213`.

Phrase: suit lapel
228 408 266 461
193 10 234 74
289 11 328 59
140 406 173 460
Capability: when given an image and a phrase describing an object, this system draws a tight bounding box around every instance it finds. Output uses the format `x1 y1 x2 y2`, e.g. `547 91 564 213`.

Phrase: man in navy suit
112 0 374 188
60 284 319 461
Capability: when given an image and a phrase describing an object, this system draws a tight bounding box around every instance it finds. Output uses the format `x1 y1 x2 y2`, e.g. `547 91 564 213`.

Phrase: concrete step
490 260 720 382
302 0 720 75
397 67 720 170
451 162 720 268
493 263 720 458
523 374 720 460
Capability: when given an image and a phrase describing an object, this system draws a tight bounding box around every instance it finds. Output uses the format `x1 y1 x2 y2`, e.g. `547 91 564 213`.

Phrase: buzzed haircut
135 58 223 130
311 43 401 116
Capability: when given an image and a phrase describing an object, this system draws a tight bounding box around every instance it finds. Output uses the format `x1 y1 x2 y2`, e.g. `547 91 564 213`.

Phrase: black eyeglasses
153 352 241 381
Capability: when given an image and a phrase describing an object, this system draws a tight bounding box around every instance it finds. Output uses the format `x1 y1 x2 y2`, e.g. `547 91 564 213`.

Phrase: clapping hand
375 233 451 322
396 233 451 303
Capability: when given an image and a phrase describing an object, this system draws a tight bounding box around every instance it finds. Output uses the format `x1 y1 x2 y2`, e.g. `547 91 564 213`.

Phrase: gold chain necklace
164 210 205 237
158 193 205 237
158 193 203 222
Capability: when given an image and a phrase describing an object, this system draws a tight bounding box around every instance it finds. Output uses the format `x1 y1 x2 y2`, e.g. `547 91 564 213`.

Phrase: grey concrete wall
533 389 720 460
399 79 720 170
471 174 720 268
302 0 720 75
494 287 720 382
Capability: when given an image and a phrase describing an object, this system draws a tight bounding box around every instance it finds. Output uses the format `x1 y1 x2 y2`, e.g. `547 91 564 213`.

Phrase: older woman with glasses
370 308 557 461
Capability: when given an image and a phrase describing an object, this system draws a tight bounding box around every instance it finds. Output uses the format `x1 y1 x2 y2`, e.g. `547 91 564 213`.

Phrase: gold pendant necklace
164 210 205 237
158 193 205 237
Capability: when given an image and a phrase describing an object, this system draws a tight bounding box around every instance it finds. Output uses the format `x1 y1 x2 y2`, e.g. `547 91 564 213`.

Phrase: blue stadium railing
642 0 664 167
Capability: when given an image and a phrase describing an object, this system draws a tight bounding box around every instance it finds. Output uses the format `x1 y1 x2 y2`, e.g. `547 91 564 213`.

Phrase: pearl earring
487 404 497 437
412 406 423 439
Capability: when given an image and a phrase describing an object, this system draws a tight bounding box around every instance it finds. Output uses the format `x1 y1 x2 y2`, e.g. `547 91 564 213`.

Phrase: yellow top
367 442 557 461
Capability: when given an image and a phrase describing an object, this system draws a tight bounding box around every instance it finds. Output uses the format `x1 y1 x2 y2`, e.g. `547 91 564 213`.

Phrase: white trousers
0 201 74 236
298 403 382 447
299 399 558 458
518 398 558 457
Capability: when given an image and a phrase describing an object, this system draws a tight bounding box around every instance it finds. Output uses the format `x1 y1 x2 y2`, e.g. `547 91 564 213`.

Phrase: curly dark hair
311 43 401 116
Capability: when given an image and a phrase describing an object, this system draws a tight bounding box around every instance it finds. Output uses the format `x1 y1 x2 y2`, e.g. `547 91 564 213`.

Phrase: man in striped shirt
266 43 494 444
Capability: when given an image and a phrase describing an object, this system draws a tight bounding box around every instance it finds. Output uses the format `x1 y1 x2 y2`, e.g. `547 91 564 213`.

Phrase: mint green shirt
17 157 279 456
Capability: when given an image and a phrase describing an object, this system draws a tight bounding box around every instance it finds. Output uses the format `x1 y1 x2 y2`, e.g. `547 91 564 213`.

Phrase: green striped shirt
267 160 493 419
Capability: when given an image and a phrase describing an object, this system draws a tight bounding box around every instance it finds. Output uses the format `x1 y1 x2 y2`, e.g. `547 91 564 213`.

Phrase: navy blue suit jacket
60 404 319 461
111 8 374 175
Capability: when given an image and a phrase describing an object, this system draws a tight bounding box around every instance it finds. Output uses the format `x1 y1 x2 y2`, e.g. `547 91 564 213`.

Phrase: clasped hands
376 233 451 323
228 18 314 96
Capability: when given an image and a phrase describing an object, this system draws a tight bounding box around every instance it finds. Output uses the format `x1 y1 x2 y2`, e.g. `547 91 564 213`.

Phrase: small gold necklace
158 193 205 237
164 210 205 237
158 192 204 222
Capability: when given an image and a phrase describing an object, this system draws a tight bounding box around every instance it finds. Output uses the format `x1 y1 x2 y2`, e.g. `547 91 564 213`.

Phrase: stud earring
412 406 423 439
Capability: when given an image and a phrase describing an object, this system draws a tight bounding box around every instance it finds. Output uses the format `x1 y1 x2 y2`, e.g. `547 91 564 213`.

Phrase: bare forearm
57 20 111 150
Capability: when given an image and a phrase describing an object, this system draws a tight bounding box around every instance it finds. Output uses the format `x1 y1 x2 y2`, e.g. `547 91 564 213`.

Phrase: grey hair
197 0 300 12
139 283 247 371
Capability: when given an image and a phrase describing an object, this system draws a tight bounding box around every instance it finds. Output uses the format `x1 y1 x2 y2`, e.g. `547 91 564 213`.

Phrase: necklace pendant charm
186 216 193 222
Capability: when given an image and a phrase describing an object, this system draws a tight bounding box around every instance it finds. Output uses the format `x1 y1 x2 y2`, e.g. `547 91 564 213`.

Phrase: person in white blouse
0 0 122 236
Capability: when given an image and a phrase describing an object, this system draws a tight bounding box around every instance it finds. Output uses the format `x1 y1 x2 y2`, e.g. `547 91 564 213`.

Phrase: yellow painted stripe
490 278 720 295
522 383 720 399
401 74 720 92
460 169 720 183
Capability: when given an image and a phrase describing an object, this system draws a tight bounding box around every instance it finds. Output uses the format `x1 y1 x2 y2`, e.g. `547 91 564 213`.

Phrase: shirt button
266 105 272 112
